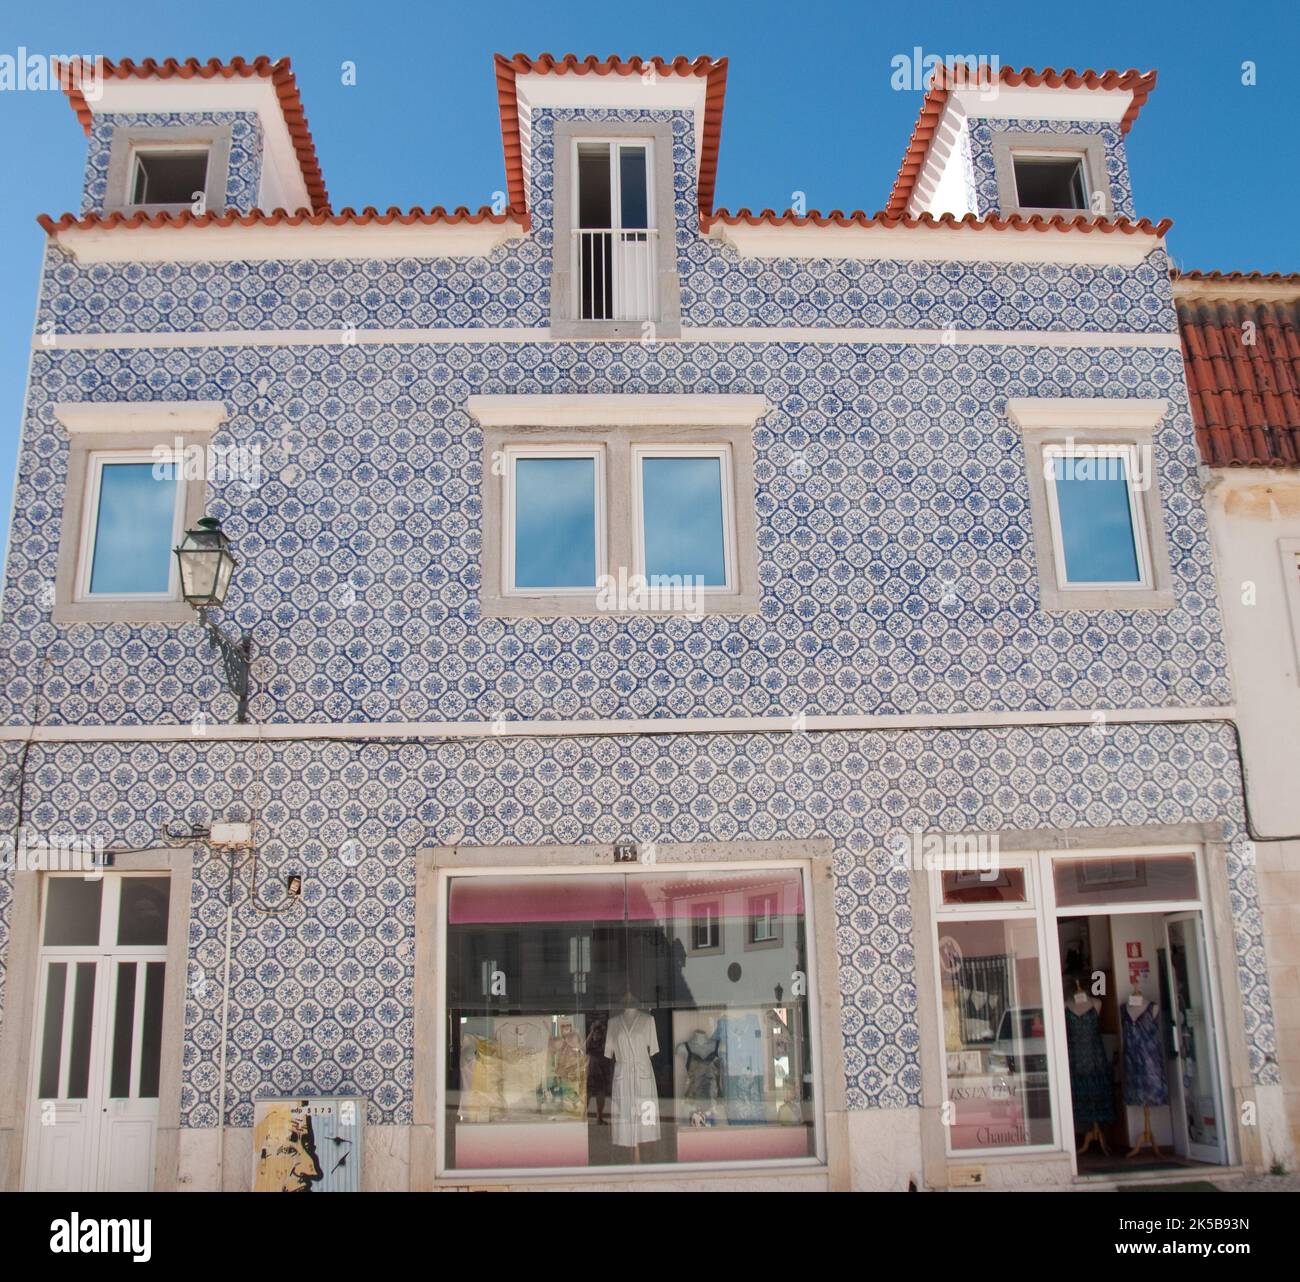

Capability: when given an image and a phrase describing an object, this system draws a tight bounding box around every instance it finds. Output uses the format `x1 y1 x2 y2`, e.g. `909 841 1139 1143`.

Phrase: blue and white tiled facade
0 66 1282 1184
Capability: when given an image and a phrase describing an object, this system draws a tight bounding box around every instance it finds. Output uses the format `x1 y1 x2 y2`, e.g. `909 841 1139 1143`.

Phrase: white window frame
632 444 736 593
501 444 606 597
930 852 1037 915
1041 443 1153 592
1010 149 1090 211
75 449 187 604
573 136 656 235
129 143 212 208
432 858 828 1180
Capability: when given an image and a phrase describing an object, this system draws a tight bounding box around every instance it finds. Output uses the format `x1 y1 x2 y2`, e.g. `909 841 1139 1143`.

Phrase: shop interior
1058 909 1228 1174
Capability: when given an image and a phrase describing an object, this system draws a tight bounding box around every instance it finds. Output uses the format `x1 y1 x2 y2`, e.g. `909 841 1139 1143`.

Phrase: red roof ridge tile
493 52 728 221
705 207 1172 236
1173 269 1300 286
37 205 526 233
56 55 330 214
885 64 1157 220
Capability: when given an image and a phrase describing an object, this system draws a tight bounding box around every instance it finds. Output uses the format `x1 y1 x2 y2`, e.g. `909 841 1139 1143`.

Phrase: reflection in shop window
443 868 819 1172
937 918 1055 1151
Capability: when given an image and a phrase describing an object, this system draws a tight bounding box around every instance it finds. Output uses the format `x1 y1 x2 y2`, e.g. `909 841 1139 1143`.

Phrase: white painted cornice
53 400 228 433
1006 396 1169 432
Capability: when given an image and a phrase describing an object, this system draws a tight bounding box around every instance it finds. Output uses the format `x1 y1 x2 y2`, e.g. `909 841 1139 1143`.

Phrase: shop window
934 916 1055 1152
1052 854 1199 908
442 867 818 1173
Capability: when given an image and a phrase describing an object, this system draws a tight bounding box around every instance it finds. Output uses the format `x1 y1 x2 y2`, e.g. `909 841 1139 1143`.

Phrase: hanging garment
496 1017 550 1116
1065 1005 1115 1124
679 1032 722 1105
605 1008 661 1147
463 1035 504 1122
547 1026 588 1118
715 1012 766 1123
1121 1002 1169 1106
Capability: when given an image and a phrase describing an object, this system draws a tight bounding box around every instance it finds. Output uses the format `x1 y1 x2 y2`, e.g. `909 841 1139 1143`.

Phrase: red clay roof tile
58 56 330 213
494 53 727 220
38 206 523 233
885 65 1157 219
706 208 1172 236
1176 284 1300 467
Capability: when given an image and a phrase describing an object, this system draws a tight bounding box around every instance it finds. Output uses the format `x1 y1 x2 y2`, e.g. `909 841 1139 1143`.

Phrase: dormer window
104 124 233 214
1012 154 1087 211
550 121 682 340
990 132 1111 217
130 148 211 207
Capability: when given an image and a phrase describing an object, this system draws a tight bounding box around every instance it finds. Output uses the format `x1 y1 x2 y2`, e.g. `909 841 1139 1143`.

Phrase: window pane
110 962 138 1098
937 919 1053 1150
89 462 178 595
1052 454 1141 584
138 962 167 1099
132 150 208 205
619 146 648 229
67 962 97 1099
43 877 103 946
642 456 727 586
445 868 816 1171
1053 855 1198 908
38 962 68 1098
576 143 611 228
1014 157 1086 210
513 457 597 589
941 869 1028 906
118 876 170 946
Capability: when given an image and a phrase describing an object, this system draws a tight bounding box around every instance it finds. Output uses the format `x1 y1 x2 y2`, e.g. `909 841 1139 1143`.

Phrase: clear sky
0 0 1296 560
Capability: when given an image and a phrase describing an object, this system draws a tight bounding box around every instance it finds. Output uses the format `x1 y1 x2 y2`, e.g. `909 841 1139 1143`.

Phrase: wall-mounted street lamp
174 516 252 723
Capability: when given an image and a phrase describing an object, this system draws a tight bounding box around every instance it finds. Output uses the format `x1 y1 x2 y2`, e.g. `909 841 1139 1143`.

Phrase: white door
1162 912 1228 1165
25 874 170 1191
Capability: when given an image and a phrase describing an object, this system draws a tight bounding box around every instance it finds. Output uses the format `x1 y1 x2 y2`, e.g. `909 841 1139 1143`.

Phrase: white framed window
689 901 723 953
75 451 186 603
747 892 783 948
130 146 212 207
573 138 656 324
501 445 605 595
632 444 736 592
1042 443 1152 591
1011 151 1088 211
1007 398 1174 612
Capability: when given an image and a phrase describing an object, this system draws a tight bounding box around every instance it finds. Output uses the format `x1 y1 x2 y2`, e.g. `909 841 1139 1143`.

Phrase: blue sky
0 0 1296 559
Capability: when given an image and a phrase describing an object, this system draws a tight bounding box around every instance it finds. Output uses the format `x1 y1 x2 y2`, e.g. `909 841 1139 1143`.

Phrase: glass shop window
1053 854 1199 908
443 867 819 1172
935 917 1055 1151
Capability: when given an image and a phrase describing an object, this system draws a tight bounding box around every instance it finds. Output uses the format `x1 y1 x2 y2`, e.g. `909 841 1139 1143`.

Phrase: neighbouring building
1175 270 1300 1161
0 52 1294 1192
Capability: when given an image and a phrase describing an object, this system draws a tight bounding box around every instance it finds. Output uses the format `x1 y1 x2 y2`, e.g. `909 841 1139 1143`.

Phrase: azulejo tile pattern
966 117 1137 219
0 721 1274 1125
81 111 264 215
43 106 1173 336
0 339 1229 727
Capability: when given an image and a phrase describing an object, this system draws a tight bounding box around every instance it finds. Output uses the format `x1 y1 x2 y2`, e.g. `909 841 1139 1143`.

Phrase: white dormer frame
104 125 232 216
990 133 1110 217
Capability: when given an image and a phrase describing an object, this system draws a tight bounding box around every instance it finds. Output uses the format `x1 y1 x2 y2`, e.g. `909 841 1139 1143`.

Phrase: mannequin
1122 987 1167 1158
677 1026 722 1124
1064 980 1113 1155
605 990 660 1161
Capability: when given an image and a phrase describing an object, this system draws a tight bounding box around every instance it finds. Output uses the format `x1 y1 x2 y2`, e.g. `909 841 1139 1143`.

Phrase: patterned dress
1122 1002 1169 1105
1065 1004 1114 1124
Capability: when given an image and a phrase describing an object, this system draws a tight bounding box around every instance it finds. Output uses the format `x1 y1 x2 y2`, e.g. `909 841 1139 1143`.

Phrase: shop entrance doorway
1054 906 1228 1173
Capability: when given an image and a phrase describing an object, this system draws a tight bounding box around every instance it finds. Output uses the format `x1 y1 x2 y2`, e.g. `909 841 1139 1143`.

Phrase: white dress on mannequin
605 1008 660 1147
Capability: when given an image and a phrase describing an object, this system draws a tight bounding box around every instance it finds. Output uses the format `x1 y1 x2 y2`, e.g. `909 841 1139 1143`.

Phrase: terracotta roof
1174 270 1300 285
58 56 329 213
38 205 523 233
494 53 728 221
1176 285 1300 467
886 65 1158 219
705 208 1172 236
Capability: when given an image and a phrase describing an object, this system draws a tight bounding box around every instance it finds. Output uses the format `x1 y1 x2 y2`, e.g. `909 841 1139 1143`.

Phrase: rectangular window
749 894 782 946
504 448 603 593
1012 155 1088 210
442 866 818 1173
573 140 655 322
131 148 210 207
935 917 1054 1152
634 447 733 589
78 453 183 600
1044 446 1149 589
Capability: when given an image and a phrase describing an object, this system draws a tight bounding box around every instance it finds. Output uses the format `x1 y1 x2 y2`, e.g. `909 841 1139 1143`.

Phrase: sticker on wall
252 1097 363 1192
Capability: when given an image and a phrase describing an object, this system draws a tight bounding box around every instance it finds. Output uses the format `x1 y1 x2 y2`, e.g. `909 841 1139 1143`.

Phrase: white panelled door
25 873 170 1191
